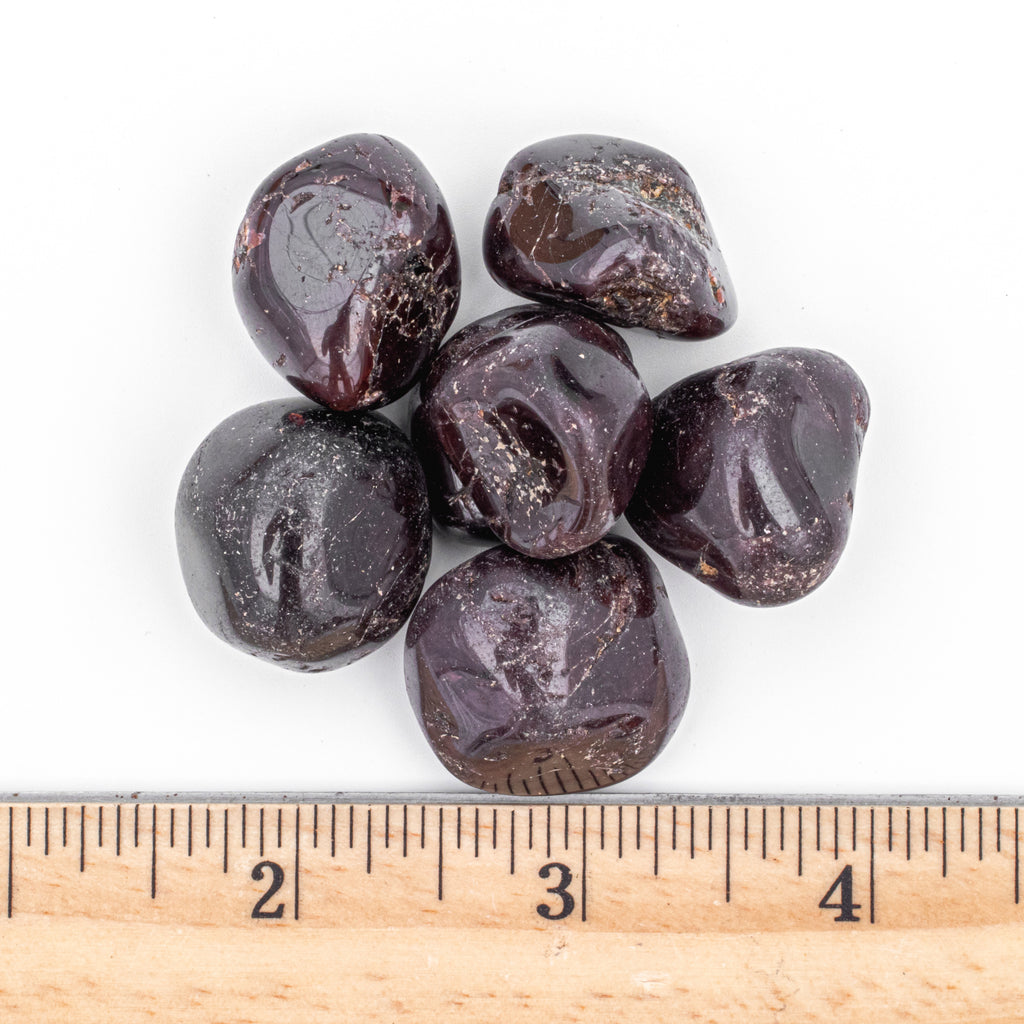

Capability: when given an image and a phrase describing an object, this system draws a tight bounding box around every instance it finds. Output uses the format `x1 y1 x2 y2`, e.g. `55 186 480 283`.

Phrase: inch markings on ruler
0 797 1021 1022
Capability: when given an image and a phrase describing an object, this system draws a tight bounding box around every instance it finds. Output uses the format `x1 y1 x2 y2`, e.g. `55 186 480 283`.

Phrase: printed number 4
819 864 861 922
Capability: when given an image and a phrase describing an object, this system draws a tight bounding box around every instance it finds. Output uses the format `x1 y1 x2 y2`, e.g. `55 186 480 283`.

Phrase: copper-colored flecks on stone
628 348 870 606
233 134 460 411
413 305 652 558
175 400 431 670
484 135 735 339
405 539 690 795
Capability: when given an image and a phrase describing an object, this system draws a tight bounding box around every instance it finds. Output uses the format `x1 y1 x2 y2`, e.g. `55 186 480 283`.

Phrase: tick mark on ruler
420 806 425 850
1014 807 1019 903
134 804 139 849
242 804 247 849
26 806 31 848
187 805 192 858
312 805 317 850
600 805 605 850
816 806 821 852
259 807 265 857
528 808 533 851
581 806 588 923
366 808 372 874
869 808 876 925
617 806 623 859
510 809 515 875
548 806 554 859
942 807 948 877
636 806 641 851
63 806 68 849
223 809 229 873
852 807 857 852
116 805 121 857
277 808 282 849
80 805 85 873
761 807 766 860
797 806 803 876
779 805 784 852
168 808 173 849
456 807 461 850
906 807 911 860
653 806 659 876
743 807 748 852
384 805 390 850
437 807 444 901
206 808 211 849
692 806 696 860
494 807 499 850
294 807 300 921
888 806 893 852
924 807 929 851
725 807 731 902
150 805 157 899
708 806 714 852
474 807 480 858
7 806 13 918
333 805 338 858
960 807 965 854
44 807 49 857
979 807 983 861
834 807 839 861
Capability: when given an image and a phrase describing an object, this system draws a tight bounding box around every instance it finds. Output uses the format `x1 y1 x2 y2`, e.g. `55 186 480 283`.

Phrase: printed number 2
251 860 285 919
537 862 575 920
819 864 861 922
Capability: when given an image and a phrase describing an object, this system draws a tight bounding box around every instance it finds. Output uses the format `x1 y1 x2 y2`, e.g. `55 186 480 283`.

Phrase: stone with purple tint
627 348 870 605
414 305 652 558
405 538 690 795
175 399 431 671
233 134 460 411
484 135 735 339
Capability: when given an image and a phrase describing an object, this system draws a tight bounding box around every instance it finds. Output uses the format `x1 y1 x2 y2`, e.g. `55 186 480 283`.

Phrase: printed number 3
537 862 575 920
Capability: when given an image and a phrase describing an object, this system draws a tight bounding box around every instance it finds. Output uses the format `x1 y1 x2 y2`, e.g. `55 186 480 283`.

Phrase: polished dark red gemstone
484 135 735 338
414 305 652 558
233 134 460 412
405 538 690 794
175 399 431 670
628 349 870 605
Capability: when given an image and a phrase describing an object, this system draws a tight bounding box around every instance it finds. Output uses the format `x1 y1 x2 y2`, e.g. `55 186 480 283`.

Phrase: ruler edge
1 792 1021 805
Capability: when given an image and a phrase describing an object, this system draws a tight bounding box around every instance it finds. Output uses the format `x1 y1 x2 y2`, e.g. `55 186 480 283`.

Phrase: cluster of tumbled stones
176 132 870 795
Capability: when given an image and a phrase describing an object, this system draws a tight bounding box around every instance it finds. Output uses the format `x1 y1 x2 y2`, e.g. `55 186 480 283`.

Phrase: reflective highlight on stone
176 399 431 671
405 539 690 794
414 305 652 558
484 135 735 338
233 134 460 411
628 348 870 605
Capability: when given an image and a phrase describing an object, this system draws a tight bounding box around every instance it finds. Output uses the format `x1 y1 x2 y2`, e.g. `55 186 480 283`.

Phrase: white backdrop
2 1 1020 797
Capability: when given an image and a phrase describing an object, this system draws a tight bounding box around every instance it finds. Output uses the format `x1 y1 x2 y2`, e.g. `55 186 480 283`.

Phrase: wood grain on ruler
0 800 1021 1022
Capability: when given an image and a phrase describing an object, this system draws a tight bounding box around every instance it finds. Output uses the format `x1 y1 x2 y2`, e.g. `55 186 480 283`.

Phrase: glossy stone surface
176 399 431 671
233 134 460 412
628 348 870 606
484 135 735 339
415 305 652 558
405 539 690 794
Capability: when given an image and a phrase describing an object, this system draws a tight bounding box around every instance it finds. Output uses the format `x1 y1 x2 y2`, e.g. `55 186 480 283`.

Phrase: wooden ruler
0 795 1020 1022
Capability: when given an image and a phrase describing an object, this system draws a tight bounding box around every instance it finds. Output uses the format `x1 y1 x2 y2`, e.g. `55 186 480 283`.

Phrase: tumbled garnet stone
405 538 690 795
484 135 735 339
414 305 652 558
176 399 431 671
233 134 460 412
628 348 870 606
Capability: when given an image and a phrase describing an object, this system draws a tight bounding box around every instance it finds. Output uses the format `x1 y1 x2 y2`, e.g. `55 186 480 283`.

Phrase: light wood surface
0 800 1020 1021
